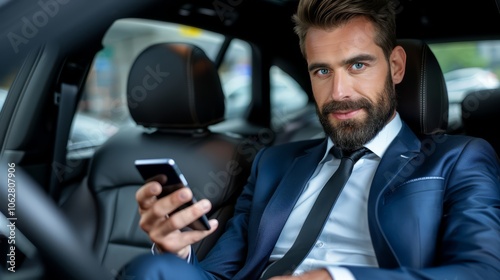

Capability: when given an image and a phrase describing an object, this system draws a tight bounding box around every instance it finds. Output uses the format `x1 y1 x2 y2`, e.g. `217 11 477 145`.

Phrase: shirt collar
322 112 402 161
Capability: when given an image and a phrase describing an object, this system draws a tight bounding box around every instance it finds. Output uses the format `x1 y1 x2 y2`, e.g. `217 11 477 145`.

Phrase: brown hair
293 0 397 59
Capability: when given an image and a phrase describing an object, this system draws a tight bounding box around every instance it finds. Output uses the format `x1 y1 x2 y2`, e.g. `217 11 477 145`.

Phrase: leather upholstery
68 43 256 273
461 88 500 155
396 39 449 134
127 43 225 129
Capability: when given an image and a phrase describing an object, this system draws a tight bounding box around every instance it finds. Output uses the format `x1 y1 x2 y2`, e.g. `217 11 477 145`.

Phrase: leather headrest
396 39 449 134
127 43 225 129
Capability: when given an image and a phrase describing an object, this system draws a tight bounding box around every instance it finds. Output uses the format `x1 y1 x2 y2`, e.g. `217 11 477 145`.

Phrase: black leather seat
461 88 500 155
396 39 448 134
62 43 256 273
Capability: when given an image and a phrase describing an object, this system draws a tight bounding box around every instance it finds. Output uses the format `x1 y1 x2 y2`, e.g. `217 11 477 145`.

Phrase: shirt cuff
327 266 356 280
151 243 192 263
151 243 163 255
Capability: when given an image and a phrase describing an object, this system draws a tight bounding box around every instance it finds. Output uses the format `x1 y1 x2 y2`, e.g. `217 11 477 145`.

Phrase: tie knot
331 146 371 162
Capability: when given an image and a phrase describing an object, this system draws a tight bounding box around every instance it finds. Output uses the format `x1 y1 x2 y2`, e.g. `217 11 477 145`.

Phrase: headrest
127 43 225 129
396 39 449 134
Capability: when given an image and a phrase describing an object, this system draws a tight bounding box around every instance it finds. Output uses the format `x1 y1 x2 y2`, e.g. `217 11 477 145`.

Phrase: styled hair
292 0 397 59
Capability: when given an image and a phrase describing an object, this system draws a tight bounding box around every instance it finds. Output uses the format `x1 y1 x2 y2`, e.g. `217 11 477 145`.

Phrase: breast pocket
379 177 445 268
383 176 445 205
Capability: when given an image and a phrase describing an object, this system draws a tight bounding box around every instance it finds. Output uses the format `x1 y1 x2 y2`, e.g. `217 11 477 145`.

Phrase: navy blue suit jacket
196 122 500 279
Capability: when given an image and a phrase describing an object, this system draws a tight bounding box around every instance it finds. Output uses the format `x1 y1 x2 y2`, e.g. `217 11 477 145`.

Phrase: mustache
321 98 372 116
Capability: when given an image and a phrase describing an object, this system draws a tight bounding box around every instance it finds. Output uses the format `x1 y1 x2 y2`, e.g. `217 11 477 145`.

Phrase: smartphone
134 158 211 231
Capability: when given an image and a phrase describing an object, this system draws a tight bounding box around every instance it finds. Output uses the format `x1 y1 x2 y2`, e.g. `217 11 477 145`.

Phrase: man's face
317 71 397 151
304 16 405 151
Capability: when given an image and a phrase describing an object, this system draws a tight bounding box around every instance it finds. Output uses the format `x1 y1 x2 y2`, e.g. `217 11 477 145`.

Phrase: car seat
61 42 257 274
396 39 449 134
461 88 500 155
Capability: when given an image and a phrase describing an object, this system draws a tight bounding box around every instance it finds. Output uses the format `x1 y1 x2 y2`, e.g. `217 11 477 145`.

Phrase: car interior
1 0 499 279
60 42 256 272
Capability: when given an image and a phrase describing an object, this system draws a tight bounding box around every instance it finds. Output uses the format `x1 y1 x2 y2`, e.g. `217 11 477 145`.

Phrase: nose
331 72 350 101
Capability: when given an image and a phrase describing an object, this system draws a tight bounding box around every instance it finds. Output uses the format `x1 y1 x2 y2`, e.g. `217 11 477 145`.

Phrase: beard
317 72 397 151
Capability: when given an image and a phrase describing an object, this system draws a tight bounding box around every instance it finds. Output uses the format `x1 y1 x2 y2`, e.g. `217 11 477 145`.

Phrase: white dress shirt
268 113 402 279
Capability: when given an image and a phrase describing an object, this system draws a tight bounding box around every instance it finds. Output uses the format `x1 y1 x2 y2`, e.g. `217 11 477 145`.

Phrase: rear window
429 40 500 132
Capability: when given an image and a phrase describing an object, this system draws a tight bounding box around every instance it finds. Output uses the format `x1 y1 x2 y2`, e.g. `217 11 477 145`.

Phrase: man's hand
135 179 219 259
269 269 332 280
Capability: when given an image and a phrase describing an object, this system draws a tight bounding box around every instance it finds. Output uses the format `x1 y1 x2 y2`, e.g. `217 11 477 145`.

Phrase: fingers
136 181 218 256
136 180 162 212
135 174 168 211
162 199 211 231
151 219 219 254
147 197 219 254
138 186 192 233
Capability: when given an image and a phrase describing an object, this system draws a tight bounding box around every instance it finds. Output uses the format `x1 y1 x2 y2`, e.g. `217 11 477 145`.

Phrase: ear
390 45 406 85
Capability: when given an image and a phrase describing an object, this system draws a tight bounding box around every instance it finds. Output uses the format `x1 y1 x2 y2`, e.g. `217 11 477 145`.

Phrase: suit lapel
368 123 421 268
238 139 328 279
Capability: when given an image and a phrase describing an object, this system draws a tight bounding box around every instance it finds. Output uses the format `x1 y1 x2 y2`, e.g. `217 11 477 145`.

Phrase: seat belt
49 82 79 200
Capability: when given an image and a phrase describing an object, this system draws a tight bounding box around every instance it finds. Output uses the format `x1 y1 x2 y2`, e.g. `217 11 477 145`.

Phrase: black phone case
134 158 211 231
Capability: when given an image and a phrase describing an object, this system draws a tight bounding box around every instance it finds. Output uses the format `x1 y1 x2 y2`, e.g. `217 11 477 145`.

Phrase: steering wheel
0 162 113 279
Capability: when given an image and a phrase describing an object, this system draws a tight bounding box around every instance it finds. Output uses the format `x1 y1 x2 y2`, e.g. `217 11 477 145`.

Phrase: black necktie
260 146 371 279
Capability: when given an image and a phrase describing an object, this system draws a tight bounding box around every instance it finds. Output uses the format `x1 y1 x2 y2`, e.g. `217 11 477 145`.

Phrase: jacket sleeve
195 146 269 279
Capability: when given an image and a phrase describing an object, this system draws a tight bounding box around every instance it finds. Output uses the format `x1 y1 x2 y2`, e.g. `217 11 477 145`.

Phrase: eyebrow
343 54 376 66
308 54 376 72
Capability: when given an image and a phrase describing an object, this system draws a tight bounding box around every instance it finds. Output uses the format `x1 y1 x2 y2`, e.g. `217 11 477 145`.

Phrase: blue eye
352 63 364 70
318 69 329 75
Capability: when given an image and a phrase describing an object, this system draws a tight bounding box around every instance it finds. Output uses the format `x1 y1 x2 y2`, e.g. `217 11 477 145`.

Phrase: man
124 0 500 279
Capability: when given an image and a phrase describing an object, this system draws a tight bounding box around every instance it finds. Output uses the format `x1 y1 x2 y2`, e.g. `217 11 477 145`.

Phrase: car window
270 66 308 126
219 38 252 118
0 88 7 110
0 66 18 112
223 65 308 121
429 40 500 132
